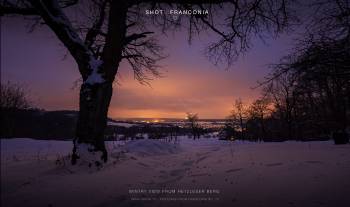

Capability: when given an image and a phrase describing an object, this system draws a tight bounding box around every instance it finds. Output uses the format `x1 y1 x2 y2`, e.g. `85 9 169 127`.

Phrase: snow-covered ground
1 138 350 207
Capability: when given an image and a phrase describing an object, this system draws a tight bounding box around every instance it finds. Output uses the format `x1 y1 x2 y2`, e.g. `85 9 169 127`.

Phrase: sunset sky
1 17 296 119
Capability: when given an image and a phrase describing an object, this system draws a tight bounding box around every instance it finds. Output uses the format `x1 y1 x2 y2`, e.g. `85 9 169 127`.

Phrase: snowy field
1 137 350 207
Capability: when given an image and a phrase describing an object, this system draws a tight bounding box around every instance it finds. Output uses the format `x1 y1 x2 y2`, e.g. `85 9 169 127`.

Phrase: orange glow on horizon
2 21 285 120
106 63 262 119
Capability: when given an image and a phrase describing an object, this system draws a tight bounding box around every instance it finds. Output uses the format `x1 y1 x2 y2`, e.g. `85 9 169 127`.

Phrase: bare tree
305 0 350 41
0 81 33 138
248 98 271 139
186 112 200 139
254 0 349 143
263 71 298 139
1 0 295 165
228 98 247 138
0 81 31 110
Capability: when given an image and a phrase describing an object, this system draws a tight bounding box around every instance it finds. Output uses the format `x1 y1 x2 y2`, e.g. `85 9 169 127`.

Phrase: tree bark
71 81 113 165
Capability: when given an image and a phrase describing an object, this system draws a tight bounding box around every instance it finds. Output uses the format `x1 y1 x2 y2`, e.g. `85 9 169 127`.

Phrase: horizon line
111 117 228 120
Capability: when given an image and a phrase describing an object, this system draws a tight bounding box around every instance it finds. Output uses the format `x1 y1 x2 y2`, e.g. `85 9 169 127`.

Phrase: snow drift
123 139 181 156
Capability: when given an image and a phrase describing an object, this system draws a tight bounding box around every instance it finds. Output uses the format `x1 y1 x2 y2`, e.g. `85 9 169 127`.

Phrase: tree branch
28 0 92 77
0 1 37 16
84 0 108 50
124 31 154 46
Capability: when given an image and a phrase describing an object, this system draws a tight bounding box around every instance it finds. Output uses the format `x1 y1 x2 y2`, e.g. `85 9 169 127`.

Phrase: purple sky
1 17 297 119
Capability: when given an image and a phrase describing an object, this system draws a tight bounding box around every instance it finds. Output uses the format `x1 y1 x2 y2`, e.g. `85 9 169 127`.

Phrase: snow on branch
85 58 105 85
124 32 154 46
28 0 93 77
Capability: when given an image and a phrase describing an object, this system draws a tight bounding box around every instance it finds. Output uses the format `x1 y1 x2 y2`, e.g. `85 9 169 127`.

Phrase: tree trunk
239 116 244 139
71 1 128 166
71 81 113 165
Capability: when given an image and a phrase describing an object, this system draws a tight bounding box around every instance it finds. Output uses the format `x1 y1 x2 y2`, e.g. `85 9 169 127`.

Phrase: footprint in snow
196 156 208 164
305 160 323 164
170 168 190 176
183 160 194 166
265 162 283 167
137 162 149 167
190 173 208 177
226 168 243 173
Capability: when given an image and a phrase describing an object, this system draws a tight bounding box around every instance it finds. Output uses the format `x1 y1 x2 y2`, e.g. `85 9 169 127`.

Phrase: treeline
1 109 77 140
222 0 350 144
223 35 349 143
0 82 75 139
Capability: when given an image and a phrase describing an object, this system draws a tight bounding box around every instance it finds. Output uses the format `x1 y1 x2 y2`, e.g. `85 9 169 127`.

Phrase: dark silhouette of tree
186 112 200 139
262 72 298 139
0 81 31 110
258 0 350 143
1 0 295 164
305 0 350 41
248 98 271 140
1 81 33 138
228 98 247 139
